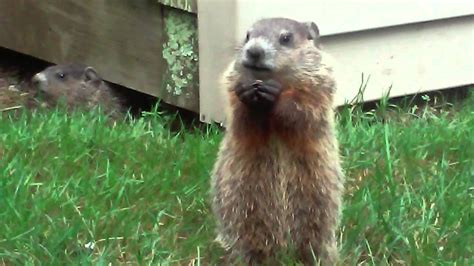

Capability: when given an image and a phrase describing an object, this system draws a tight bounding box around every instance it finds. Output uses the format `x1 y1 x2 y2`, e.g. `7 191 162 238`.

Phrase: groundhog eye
279 33 293 45
245 32 250 43
56 72 66 79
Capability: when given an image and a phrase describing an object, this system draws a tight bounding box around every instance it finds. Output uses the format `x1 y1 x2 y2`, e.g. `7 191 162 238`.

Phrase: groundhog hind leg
212 157 284 264
287 166 342 266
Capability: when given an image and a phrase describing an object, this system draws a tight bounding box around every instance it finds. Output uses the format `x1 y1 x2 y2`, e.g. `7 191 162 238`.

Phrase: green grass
1 91 473 265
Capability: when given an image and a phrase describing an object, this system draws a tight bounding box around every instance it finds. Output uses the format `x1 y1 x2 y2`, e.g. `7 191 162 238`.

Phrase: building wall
198 0 474 123
0 1 200 112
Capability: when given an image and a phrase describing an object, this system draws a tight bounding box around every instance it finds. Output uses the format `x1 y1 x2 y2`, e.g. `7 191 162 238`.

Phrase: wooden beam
0 1 164 97
0 1 199 112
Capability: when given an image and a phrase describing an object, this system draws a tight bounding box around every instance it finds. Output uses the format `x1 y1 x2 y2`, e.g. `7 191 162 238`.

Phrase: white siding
198 0 474 123
235 0 474 35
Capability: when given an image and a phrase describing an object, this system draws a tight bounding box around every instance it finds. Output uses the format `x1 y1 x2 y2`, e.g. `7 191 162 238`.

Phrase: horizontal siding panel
198 0 474 123
235 0 474 36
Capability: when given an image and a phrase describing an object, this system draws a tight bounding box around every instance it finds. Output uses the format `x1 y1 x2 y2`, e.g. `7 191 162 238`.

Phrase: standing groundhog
32 63 124 118
211 18 344 265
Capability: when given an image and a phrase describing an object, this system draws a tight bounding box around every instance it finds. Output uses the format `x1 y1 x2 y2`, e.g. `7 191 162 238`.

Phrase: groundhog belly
272 140 337 228
213 133 340 247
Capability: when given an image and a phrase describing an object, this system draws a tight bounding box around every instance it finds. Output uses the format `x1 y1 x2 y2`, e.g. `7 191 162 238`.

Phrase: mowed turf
1 92 473 265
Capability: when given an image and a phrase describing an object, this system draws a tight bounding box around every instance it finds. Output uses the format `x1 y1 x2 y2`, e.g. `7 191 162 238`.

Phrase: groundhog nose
32 73 47 88
31 75 40 86
246 46 264 61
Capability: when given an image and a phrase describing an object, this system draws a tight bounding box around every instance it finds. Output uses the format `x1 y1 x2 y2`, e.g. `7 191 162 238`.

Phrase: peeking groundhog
211 18 345 265
32 63 124 118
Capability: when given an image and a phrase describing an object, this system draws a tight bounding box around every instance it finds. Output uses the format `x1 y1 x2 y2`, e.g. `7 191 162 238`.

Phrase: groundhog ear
84 67 101 82
305 22 320 45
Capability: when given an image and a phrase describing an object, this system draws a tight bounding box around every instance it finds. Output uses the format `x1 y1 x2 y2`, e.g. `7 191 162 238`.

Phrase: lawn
1 91 473 265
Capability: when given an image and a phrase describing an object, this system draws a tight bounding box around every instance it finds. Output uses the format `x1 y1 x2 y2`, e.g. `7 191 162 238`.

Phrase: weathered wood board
158 0 198 13
0 0 199 112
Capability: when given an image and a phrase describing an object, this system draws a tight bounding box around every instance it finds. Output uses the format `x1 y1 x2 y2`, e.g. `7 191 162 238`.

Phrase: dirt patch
0 47 49 114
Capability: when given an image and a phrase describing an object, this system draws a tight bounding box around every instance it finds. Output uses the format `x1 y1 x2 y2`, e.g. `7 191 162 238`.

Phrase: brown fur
211 18 344 265
32 63 124 119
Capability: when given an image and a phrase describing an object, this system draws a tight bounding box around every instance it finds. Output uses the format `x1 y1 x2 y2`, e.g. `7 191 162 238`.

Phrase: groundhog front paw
235 79 282 110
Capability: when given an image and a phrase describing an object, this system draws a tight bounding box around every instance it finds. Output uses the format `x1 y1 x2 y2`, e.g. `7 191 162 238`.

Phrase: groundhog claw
235 82 257 104
256 79 282 95
236 79 282 109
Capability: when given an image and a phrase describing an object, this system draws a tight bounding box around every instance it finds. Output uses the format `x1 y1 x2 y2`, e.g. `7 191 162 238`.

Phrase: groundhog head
32 63 105 108
237 18 322 82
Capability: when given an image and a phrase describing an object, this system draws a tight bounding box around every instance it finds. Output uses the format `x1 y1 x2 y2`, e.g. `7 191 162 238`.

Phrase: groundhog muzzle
211 17 344 265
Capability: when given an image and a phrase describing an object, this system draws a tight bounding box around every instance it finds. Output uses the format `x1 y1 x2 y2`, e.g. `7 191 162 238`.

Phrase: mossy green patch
161 9 198 98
